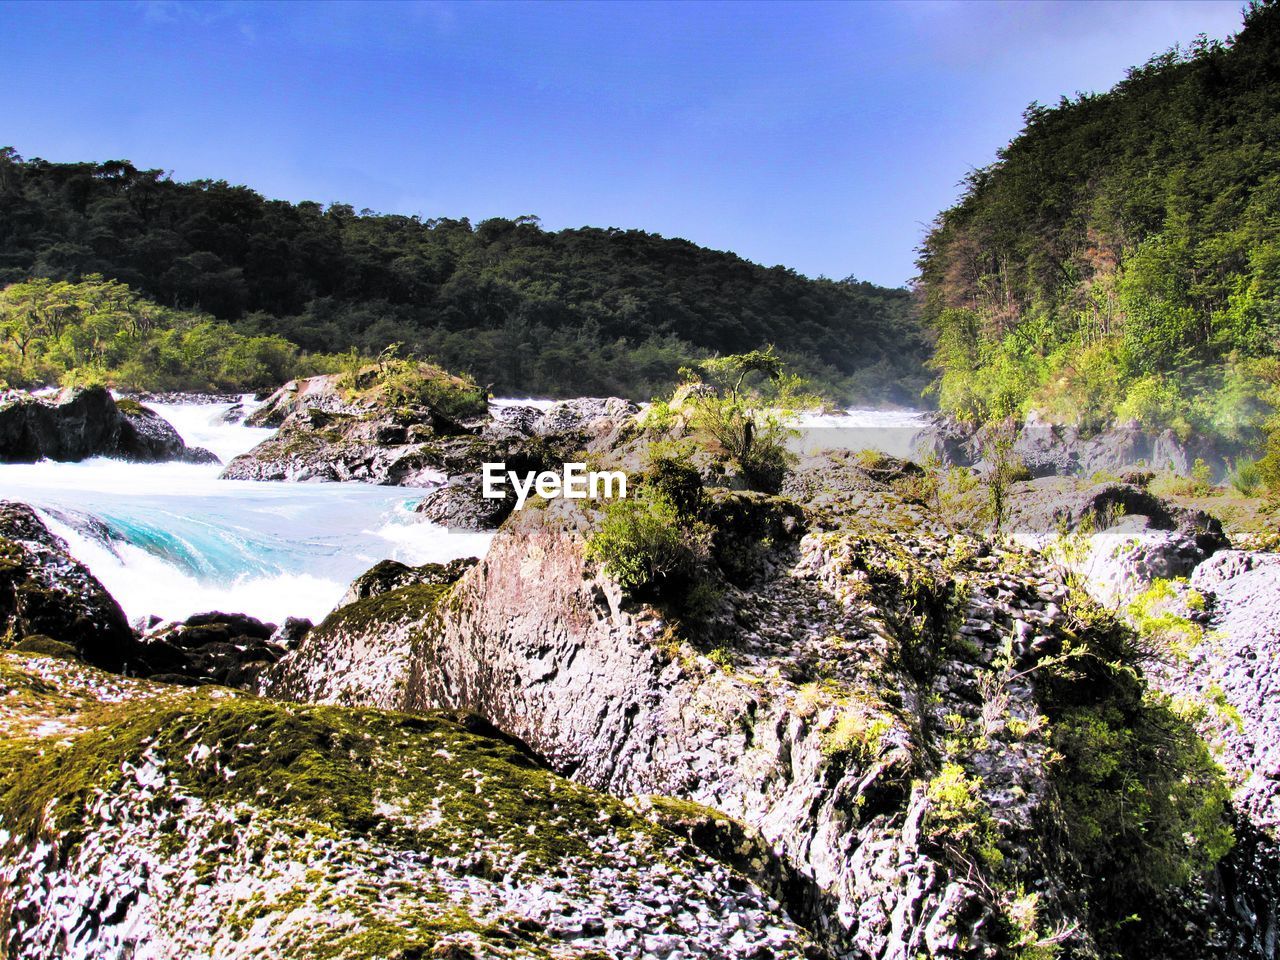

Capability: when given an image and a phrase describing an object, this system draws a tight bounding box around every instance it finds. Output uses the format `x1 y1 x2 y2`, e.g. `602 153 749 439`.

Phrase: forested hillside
0 150 926 402
917 0 1280 444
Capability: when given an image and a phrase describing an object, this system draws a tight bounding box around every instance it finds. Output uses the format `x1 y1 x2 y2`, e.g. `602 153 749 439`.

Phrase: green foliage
1228 457 1263 496
1127 578 1204 661
0 276 320 392
981 425 1031 533
821 706 892 762
680 347 818 493
338 355 487 420
0 150 929 403
584 489 712 597
643 450 706 517
1259 413 1280 493
924 762 1004 868
918 3 1280 447
1150 458 1216 498
1050 699 1234 893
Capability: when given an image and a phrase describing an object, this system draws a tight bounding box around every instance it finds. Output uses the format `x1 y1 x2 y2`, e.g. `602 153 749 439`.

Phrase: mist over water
0 399 491 626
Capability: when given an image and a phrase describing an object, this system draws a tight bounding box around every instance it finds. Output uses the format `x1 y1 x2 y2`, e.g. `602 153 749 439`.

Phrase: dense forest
0 149 926 403
917 0 1280 445
0 276 317 393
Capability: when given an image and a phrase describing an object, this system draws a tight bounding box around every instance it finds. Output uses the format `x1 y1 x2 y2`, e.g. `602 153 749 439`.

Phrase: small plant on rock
676 347 819 493
585 489 712 597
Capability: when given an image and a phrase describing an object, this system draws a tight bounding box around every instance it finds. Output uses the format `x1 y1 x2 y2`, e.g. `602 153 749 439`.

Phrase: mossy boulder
338 557 478 607
0 651 821 960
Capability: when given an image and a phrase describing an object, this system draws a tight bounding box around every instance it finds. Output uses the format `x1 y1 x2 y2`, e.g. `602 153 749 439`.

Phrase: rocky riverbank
914 411 1246 479
2 384 1278 959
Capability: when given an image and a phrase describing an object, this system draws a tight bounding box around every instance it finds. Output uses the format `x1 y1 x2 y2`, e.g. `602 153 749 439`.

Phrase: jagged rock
915 412 1242 479
1005 478 1229 607
414 474 514 529
266 498 1264 958
0 388 218 464
136 611 287 688
0 652 821 960
262 577 458 710
1186 551 1280 833
0 501 138 669
243 373 365 428
338 556 478 607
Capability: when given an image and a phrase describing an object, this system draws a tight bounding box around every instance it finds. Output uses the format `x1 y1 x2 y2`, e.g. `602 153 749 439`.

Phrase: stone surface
137 611 289 688
0 501 138 669
915 413 1242 479
0 652 821 960
0 388 217 464
223 374 640 495
266 492 1264 958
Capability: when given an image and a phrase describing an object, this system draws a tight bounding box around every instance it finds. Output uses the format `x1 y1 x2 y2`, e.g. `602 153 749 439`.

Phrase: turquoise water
0 400 491 625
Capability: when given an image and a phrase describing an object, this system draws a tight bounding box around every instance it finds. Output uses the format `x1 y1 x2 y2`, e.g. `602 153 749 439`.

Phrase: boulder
414 474 514 529
137 611 287 688
0 501 138 669
0 388 218 464
338 556 478 607
0 651 820 960
1006 478 1229 607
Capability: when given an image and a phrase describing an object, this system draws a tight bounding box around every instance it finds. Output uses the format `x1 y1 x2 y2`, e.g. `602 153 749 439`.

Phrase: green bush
585 490 712 596
1229 457 1263 496
676 347 818 493
1260 417 1280 495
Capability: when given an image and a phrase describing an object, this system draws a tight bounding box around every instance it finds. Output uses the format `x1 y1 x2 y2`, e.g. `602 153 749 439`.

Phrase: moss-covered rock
0 501 139 670
0 651 822 960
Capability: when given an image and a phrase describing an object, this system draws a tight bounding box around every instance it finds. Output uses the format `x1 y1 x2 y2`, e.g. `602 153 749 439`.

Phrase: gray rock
0 500 139 669
414 474 514 529
0 388 218 464
916 413 1242 479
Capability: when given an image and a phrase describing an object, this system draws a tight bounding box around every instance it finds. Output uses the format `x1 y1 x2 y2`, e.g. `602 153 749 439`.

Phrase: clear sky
0 0 1248 287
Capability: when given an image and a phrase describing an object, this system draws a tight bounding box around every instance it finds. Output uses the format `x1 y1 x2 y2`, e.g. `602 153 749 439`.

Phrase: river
0 398 927 627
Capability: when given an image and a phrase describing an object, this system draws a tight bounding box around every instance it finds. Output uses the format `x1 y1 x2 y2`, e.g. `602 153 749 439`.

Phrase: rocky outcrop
1005 478 1229 608
135 611 293 688
414 473 516 529
0 388 217 464
265 491 1262 958
0 651 821 960
223 372 640 504
915 412 1241 479
1181 552 1280 834
0 501 138 669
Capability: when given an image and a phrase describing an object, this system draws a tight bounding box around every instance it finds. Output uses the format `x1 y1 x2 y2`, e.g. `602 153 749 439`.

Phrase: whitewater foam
1 398 491 626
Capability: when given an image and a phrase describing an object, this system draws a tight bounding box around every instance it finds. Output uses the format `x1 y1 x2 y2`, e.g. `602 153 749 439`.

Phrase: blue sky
0 0 1248 287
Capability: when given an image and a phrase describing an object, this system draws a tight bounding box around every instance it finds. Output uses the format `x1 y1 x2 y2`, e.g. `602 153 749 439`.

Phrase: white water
0 396 925 628
0 398 491 626
791 407 929 459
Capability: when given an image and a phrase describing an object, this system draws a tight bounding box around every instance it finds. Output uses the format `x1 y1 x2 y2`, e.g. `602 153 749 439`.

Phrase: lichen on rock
0 651 823 960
